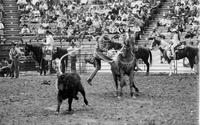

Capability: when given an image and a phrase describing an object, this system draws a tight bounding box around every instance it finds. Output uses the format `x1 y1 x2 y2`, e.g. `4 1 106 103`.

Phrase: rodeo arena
0 0 199 124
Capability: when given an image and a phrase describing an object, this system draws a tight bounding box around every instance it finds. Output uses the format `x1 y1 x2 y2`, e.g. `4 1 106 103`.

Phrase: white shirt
20 27 30 34
0 22 4 29
17 0 27 5
38 27 46 34
45 35 54 47
31 0 39 5
171 33 180 44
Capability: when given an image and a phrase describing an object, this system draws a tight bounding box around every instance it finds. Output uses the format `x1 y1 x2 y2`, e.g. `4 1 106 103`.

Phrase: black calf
56 73 88 113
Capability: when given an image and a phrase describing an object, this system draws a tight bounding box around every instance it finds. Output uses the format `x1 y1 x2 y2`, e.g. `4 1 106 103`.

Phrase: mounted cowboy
170 27 181 59
87 27 114 86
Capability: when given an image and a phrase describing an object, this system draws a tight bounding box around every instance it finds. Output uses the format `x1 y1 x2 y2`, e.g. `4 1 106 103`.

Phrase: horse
52 47 68 73
104 39 153 75
24 43 48 75
85 40 152 75
24 43 68 75
151 38 199 75
110 39 138 98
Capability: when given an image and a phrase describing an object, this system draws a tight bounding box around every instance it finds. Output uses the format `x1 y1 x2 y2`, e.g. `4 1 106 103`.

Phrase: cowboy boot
87 68 99 86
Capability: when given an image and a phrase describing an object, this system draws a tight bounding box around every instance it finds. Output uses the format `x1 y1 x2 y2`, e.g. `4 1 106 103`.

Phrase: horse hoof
135 92 140 97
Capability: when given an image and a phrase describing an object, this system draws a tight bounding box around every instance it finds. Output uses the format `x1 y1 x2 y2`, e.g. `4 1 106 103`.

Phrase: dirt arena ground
0 72 198 125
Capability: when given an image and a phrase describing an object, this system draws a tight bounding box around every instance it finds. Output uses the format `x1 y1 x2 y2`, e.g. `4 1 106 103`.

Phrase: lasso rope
56 46 83 75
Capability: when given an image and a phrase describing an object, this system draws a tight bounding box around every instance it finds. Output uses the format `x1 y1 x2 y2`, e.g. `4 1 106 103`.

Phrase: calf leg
72 89 79 100
68 97 73 112
111 71 119 97
78 84 88 105
56 92 63 112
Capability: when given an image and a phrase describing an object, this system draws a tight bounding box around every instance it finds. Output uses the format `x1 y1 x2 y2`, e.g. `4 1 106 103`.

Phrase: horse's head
121 40 133 57
24 43 31 56
150 39 160 50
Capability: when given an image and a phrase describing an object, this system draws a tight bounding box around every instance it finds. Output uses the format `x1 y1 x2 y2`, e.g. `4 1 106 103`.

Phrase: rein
118 45 135 69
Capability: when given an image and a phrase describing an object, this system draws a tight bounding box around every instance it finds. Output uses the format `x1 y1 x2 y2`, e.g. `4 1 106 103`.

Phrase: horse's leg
61 58 65 74
43 60 47 76
111 70 118 97
169 61 172 76
188 58 196 73
43 61 46 76
66 57 68 73
143 59 149 76
119 71 125 98
129 71 134 97
40 59 43 75
130 71 139 97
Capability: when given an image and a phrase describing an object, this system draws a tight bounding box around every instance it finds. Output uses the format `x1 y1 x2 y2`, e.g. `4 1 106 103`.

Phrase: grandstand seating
0 0 198 73
3 0 21 42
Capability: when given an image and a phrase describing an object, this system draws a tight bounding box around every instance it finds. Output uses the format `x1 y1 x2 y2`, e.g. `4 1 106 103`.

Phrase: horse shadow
88 90 153 102
42 103 91 116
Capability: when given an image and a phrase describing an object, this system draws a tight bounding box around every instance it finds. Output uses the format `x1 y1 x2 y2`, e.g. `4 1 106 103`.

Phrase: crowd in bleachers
157 0 200 43
17 0 161 42
0 0 4 42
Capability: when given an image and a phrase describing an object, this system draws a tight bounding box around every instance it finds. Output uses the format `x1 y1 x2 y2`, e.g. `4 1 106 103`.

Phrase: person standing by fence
67 41 77 73
9 42 22 78
42 30 55 74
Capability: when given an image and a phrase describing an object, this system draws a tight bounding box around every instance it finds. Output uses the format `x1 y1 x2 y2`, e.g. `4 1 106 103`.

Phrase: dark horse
107 40 152 75
85 40 152 75
24 43 68 75
151 38 199 75
110 39 138 98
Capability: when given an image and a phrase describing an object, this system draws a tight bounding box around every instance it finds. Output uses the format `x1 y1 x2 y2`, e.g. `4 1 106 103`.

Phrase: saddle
166 44 185 59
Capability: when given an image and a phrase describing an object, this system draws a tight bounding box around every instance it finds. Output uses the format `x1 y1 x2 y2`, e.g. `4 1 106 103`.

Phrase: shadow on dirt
88 91 154 102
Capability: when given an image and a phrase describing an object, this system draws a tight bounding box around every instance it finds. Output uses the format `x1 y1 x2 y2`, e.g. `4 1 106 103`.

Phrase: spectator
35 24 46 41
0 20 4 35
17 0 27 5
19 24 31 34
1 58 8 67
0 3 4 21
31 0 39 6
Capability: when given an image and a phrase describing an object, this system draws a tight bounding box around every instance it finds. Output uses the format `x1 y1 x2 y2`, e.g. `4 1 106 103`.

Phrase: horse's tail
148 49 152 65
